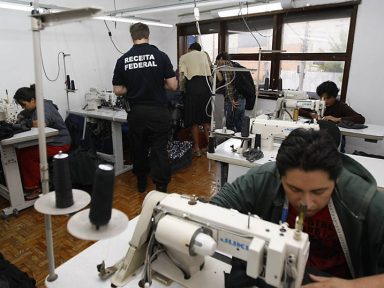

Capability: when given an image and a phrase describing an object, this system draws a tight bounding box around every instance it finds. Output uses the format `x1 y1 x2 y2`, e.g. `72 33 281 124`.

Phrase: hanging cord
103 20 125 55
40 49 65 82
238 2 262 49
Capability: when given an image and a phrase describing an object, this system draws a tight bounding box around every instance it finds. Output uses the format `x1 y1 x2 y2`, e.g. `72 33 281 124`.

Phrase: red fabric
287 204 351 279
16 144 70 189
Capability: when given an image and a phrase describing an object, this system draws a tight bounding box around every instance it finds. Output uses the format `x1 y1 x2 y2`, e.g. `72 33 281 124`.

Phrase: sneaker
137 176 147 193
156 185 167 193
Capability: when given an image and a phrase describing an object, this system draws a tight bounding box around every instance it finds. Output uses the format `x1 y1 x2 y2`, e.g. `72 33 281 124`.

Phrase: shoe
156 185 167 193
24 187 42 201
137 176 147 193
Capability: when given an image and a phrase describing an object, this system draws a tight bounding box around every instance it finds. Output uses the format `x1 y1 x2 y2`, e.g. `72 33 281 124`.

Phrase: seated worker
211 128 384 287
300 81 365 124
215 52 245 132
14 84 71 200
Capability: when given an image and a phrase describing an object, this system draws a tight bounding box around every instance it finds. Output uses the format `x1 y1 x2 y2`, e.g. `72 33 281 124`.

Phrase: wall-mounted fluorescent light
95 16 173 28
218 2 283 18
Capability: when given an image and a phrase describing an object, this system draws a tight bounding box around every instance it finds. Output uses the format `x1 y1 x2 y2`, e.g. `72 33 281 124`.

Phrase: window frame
176 1 360 102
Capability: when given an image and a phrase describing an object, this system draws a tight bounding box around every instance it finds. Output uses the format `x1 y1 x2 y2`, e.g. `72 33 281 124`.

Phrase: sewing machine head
111 192 309 288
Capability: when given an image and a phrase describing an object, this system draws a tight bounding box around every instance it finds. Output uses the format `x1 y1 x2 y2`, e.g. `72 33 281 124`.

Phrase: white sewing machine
110 192 310 288
0 96 19 122
274 90 325 121
84 88 117 111
251 118 319 151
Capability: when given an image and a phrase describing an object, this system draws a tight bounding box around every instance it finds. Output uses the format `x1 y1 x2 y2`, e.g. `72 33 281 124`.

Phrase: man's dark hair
276 128 342 181
316 81 339 98
14 84 36 105
130 22 150 41
189 42 201 51
216 52 230 61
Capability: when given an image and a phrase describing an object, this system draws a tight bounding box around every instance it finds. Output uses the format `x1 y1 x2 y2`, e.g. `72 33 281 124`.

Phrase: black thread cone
54 152 74 208
89 164 115 228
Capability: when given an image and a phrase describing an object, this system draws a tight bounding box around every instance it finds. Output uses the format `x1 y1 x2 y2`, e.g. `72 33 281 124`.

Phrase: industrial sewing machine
0 95 19 123
84 88 117 111
251 118 319 151
274 90 325 121
109 192 309 288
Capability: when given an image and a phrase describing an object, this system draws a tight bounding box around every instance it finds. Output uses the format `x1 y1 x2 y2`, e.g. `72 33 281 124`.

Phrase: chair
317 120 341 149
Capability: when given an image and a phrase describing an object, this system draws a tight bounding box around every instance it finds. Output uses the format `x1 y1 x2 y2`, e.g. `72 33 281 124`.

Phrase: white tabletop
207 138 278 168
339 124 384 141
69 108 127 122
347 154 384 191
0 127 58 146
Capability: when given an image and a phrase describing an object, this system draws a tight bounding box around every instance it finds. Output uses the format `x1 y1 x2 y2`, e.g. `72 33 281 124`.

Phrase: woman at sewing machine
13 84 71 200
300 81 365 125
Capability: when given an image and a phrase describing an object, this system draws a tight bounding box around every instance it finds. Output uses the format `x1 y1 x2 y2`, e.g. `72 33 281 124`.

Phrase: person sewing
301 81 365 124
211 128 384 287
14 84 71 200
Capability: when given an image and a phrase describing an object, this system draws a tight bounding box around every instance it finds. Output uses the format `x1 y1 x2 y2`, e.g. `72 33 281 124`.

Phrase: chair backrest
317 120 341 148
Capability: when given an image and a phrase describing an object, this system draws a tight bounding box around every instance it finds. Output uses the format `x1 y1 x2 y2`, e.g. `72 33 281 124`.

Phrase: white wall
0 1 178 118
344 0 384 155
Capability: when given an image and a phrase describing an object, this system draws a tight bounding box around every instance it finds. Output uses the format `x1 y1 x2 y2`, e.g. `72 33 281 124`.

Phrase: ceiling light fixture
218 2 283 18
0 1 173 28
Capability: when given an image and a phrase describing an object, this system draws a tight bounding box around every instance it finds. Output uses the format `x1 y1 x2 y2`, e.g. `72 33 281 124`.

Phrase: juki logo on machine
220 237 249 250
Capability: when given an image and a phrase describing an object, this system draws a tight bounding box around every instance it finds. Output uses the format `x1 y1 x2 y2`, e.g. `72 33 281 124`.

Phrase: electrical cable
40 50 65 82
103 20 124 55
238 2 262 49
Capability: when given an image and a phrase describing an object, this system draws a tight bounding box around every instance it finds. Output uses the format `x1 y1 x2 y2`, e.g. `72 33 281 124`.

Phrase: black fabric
127 105 171 186
112 43 175 107
0 253 36 288
68 148 101 189
183 76 211 127
338 120 368 129
231 61 256 110
353 150 384 159
0 122 14 140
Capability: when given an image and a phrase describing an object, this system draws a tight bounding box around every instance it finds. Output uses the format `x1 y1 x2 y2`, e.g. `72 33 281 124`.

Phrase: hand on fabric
322 115 341 123
302 274 355 288
32 120 38 127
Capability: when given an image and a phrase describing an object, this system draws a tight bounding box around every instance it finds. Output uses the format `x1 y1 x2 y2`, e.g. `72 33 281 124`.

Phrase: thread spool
293 108 299 121
278 78 283 91
66 75 71 89
70 80 76 90
264 77 270 90
241 116 250 137
254 134 261 149
53 152 74 208
89 164 115 229
208 136 215 153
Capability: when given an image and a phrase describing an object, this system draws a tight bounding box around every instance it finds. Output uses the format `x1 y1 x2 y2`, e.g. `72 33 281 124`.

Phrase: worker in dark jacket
211 128 384 287
301 81 365 124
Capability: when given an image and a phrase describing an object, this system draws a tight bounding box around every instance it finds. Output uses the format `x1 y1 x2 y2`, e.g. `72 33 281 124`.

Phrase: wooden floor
0 156 216 288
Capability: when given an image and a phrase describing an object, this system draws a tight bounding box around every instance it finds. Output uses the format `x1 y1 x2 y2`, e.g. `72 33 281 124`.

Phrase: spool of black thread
70 80 76 90
53 152 74 208
254 134 261 149
278 78 283 91
264 77 270 90
208 136 215 153
66 75 71 89
241 116 250 137
89 164 115 229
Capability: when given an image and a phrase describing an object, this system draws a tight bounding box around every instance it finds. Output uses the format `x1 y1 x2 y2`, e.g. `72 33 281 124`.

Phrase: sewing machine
251 118 319 151
84 88 117 111
110 191 310 288
274 90 325 121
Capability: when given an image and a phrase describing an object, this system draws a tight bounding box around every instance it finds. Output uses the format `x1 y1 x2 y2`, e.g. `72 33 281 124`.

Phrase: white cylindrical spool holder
155 215 202 256
192 233 217 256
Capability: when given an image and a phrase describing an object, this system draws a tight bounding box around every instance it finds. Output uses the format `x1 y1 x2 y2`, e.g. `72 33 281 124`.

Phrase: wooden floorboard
0 155 216 288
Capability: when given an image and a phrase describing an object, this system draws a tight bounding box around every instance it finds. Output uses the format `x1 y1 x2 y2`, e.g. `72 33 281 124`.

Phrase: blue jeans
224 98 246 132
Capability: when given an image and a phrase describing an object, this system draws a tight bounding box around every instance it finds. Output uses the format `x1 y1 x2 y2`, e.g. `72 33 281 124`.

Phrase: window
282 10 351 53
187 34 218 62
280 60 344 93
234 60 271 85
227 16 273 53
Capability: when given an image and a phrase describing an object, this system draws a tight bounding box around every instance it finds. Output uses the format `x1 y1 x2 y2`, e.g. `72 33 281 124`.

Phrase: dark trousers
127 105 171 186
